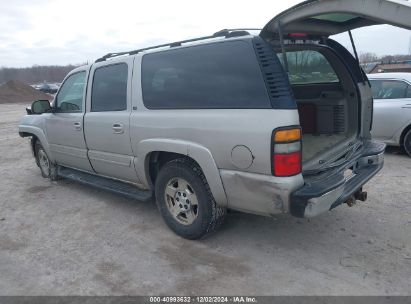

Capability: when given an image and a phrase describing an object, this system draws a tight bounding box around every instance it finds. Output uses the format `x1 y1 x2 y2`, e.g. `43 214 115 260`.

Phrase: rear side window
279 50 339 84
370 80 408 99
91 63 128 112
141 41 270 109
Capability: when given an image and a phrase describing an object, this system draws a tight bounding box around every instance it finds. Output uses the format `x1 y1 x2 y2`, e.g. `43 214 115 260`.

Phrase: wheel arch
135 139 228 207
19 125 54 162
399 123 411 147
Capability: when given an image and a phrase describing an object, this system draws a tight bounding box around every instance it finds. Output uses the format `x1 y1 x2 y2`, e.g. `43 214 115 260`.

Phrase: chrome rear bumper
290 140 385 218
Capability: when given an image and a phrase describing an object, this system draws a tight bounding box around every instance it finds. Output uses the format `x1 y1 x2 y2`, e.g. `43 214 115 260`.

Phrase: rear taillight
272 127 302 177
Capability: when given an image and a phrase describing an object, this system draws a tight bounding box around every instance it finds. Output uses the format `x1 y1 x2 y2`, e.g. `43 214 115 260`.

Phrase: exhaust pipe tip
346 190 368 207
346 196 356 207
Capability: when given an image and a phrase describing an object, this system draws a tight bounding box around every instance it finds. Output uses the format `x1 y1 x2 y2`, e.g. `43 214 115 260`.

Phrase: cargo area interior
281 45 360 166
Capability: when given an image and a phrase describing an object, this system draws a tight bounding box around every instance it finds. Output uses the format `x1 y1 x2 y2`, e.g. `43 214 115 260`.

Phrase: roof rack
95 28 261 63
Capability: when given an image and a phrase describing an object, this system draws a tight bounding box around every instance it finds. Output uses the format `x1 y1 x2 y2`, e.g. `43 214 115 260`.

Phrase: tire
404 129 411 157
154 158 226 240
34 141 59 180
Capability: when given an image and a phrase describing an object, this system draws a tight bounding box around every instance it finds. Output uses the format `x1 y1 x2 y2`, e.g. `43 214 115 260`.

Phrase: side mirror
31 100 51 115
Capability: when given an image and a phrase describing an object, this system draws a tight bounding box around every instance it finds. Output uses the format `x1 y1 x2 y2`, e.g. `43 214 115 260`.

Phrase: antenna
409 36 411 55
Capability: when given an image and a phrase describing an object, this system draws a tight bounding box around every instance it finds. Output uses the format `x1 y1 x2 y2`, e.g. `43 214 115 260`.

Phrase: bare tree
359 52 379 64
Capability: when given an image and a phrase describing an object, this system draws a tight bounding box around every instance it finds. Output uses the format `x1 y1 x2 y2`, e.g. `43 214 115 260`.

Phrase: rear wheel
154 158 226 240
404 129 411 157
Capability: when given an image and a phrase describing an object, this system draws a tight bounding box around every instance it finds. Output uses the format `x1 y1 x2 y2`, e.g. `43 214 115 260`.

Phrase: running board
58 167 153 202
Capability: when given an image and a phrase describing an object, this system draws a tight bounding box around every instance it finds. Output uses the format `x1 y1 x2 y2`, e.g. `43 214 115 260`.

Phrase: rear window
141 41 270 109
279 50 339 85
370 79 409 99
311 13 359 23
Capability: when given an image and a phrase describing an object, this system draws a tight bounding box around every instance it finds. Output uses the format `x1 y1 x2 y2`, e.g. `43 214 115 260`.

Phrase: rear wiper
303 141 363 176
303 165 340 176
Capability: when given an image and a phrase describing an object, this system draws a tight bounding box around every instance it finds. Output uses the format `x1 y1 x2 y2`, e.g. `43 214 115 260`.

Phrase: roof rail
95 28 261 63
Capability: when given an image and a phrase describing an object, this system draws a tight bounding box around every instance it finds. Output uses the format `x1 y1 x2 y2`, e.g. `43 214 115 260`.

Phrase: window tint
311 13 358 23
407 85 411 98
141 41 270 109
279 50 339 84
56 71 86 112
370 80 408 99
91 63 128 112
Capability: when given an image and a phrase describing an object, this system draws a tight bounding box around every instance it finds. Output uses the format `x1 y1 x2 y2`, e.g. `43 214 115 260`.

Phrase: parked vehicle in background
368 73 411 156
37 83 59 94
19 0 411 239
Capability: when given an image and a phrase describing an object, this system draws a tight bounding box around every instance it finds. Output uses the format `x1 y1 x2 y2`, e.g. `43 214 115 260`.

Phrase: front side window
370 80 408 99
91 63 128 112
56 71 86 112
141 41 270 109
279 50 339 85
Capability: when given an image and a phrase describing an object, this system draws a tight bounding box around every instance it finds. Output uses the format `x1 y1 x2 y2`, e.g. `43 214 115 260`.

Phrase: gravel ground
0 103 410 296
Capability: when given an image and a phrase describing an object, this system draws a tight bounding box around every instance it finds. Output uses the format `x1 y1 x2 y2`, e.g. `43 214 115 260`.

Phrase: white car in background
368 73 411 157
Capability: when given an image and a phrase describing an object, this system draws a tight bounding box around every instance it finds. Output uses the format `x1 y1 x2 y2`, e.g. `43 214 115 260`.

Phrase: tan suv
20 0 411 239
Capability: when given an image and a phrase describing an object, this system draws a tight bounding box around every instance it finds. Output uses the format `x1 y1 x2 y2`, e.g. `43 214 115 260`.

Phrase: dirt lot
0 103 410 296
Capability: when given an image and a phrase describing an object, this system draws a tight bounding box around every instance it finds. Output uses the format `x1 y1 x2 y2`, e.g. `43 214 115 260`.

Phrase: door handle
73 122 82 131
112 123 124 134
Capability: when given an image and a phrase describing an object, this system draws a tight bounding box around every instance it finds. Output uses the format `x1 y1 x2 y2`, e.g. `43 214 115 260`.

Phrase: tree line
359 53 411 64
0 65 81 85
2 53 410 85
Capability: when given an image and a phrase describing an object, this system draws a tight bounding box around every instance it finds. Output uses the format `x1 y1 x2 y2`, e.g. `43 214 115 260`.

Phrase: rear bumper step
58 167 153 202
290 140 385 218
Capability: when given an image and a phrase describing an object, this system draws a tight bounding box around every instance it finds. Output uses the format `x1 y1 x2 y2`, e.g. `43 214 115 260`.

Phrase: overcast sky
1 0 411 67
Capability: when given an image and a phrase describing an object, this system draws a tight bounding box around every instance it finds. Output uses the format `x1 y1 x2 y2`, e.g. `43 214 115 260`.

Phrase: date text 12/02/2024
149 296 258 303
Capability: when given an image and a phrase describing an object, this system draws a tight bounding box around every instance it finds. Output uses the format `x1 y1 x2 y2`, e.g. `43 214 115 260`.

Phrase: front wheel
404 129 411 157
154 158 226 240
34 141 58 180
